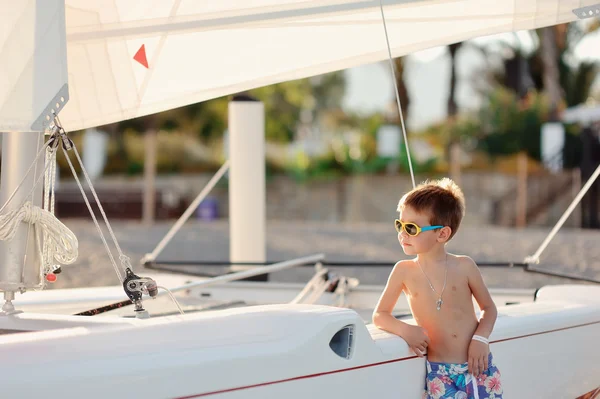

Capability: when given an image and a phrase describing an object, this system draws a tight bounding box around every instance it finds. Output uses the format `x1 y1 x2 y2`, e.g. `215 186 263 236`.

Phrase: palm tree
477 22 599 113
446 42 463 182
447 42 463 118
391 57 410 123
539 26 565 120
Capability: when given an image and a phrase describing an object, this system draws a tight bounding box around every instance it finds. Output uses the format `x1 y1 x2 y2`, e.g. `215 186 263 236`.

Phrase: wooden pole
516 152 528 227
142 129 157 225
572 168 582 228
450 142 461 187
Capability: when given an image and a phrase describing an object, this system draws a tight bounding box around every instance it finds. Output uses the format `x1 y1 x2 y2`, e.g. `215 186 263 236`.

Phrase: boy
372 178 503 399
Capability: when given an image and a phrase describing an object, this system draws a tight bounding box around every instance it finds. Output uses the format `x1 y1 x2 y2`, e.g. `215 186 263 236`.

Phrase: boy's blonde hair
397 178 465 239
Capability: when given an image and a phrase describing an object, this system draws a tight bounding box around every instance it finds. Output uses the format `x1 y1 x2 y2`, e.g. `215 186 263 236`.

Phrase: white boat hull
1 285 599 398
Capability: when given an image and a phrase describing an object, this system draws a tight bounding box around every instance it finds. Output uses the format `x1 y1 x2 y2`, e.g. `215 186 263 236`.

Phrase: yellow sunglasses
394 219 443 236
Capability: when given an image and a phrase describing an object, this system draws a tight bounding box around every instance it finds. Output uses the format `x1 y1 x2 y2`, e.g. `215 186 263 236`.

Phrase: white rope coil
0 201 78 266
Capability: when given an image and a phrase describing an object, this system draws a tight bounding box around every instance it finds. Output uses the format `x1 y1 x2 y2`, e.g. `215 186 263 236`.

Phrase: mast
0 133 45 313
0 0 69 313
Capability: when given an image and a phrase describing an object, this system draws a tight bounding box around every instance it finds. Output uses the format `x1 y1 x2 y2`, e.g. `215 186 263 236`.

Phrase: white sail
0 0 68 132
1 0 595 132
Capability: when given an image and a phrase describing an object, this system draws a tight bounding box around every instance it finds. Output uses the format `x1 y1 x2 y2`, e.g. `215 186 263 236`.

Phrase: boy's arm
465 256 498 337
464 256 498 375
372 261 430 357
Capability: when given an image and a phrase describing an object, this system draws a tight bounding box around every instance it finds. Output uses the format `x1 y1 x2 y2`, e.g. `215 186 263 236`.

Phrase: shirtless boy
372 178 503 398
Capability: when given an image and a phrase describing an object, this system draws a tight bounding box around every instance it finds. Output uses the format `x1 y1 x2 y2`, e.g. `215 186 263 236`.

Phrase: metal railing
163 254 325 295
140 160 230 265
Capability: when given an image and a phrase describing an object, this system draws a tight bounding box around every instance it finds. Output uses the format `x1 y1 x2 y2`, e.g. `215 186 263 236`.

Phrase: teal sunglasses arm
420 225 443 232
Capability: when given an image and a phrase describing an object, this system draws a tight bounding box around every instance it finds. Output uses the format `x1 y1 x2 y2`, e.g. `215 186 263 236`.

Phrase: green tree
310 72 346 110
477 87 550 160
249 80 313 142
108 70 346 145
250 71 346 143
486 23 599 108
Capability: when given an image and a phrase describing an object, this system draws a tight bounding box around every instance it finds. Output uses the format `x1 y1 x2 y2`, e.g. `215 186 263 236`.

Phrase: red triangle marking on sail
133 44 149 69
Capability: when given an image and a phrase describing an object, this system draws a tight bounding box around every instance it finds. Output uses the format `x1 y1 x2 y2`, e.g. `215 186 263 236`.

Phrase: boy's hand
404 325 430 357
468 340 489 376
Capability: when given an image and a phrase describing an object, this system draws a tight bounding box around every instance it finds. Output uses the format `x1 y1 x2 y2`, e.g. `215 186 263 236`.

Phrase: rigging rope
0 135 78 281
52 115 183 314
378 0 416 189
42 144 62 275
524 163 600 265
61 142 126 282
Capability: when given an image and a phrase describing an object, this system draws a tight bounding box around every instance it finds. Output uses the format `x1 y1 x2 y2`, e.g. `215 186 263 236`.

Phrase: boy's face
397 205 442 255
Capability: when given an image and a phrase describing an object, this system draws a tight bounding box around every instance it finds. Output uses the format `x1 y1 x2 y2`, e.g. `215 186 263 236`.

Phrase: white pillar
0 132 45 300
228 95 266 267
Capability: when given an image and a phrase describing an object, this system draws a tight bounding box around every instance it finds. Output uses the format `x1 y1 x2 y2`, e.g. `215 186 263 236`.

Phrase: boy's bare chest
402 268 470 308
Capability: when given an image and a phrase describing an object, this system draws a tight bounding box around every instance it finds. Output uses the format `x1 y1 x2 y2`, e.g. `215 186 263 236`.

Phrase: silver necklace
417 254 448 311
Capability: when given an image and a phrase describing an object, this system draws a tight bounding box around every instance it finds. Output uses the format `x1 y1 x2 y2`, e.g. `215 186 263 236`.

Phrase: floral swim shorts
423 353 503 399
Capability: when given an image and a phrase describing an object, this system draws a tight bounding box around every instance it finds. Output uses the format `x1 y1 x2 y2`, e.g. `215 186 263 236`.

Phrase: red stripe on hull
173 355 418 399
173 320 600 398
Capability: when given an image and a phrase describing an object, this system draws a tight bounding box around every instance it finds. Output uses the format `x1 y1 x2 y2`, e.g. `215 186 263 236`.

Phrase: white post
0 132 45 308
228 95 266 269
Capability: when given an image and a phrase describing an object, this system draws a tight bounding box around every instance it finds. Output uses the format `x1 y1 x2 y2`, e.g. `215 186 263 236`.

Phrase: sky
342 27 600 130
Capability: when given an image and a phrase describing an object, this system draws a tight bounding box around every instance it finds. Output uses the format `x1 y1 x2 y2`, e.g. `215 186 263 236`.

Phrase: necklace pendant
436 298 443 311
